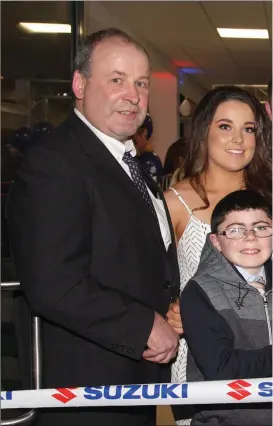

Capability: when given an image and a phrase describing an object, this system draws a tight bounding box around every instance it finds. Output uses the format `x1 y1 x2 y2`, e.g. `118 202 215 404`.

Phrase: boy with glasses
180 190 272 426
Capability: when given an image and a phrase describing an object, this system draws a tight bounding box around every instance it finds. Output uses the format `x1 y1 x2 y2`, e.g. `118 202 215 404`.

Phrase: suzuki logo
227 380 251 401
51 388 78 403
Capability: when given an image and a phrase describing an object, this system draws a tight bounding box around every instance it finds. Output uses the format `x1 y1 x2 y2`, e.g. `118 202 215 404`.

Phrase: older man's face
73 38 150 142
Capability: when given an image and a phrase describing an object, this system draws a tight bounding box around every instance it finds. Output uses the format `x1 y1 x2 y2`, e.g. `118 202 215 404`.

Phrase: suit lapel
139 162 160 199
140 163 177 249
66 112 167 252
139 159 178 258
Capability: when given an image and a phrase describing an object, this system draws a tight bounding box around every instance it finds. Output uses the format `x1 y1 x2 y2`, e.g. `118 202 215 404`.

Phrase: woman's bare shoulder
165 178 203 216
171 178 192 192
164 179 194 234
165 178 193 201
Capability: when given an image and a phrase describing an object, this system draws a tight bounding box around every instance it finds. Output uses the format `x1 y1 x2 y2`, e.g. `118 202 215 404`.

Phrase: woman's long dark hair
179 86 272 209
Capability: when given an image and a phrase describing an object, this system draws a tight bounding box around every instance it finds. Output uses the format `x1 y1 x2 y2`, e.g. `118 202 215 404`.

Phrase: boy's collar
235 265 266 283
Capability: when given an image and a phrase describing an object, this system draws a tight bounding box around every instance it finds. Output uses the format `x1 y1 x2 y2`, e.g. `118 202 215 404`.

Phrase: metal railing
1 282 42 425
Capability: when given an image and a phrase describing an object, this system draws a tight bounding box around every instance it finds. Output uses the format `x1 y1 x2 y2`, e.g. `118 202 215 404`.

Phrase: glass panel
1 3 74 404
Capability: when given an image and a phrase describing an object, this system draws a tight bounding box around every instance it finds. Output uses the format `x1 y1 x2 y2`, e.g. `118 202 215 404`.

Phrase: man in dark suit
8 28 180 426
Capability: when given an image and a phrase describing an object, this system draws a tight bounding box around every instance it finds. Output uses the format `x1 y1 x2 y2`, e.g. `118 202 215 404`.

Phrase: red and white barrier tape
1 378 272 409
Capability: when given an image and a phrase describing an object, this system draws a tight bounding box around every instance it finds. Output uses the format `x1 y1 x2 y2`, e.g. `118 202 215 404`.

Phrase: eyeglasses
218 226 272 240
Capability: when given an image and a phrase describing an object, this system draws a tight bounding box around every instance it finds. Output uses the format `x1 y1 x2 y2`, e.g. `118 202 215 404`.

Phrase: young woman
164 86 271 425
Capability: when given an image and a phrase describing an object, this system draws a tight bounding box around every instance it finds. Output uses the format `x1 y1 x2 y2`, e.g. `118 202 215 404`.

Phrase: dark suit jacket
7 112 180 424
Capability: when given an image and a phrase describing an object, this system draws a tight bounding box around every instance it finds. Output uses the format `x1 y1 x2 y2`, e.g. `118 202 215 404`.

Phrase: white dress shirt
235 265 266 283
235 265 266 295
74 109 171 250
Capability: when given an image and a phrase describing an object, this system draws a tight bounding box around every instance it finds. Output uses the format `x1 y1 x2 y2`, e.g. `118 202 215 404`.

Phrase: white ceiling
98 1 272 95
2 1 270 101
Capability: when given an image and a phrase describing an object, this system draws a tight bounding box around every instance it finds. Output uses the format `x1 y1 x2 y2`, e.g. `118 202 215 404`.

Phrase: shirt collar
74 108 136 163
235 265 266 283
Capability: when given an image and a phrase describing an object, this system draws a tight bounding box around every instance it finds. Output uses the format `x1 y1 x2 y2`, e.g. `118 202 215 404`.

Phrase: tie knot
256 276 265 285
249 276 265 285
123 151 135 163
248 276 266 293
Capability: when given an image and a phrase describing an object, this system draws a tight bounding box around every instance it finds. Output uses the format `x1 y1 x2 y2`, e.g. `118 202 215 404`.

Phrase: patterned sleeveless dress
169 187 211 425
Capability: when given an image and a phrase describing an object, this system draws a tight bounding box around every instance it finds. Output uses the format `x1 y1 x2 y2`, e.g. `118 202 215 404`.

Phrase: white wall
149 73 179 163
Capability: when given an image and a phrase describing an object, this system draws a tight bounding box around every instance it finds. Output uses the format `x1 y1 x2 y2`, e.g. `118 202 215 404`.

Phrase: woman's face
207 100 256 172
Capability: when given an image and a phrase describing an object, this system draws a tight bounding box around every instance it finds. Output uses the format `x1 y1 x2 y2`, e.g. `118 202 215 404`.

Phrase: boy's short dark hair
211 190 272 233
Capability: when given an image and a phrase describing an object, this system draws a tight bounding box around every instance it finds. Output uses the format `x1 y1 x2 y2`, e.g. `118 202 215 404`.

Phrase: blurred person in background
161 138 188 191
164 85 271 425
133 114 163 184
8 126 34 157
33 121 54 139
1 126 34 259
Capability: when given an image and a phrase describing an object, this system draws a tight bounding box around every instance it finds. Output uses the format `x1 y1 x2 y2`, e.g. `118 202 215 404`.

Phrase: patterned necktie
123 151 157 218
248 276 266 294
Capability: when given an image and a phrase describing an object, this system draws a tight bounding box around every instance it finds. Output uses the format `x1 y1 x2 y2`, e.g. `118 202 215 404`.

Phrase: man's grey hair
74 28 150 78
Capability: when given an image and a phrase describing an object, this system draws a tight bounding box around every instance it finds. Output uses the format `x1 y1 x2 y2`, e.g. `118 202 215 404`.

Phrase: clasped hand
142 299 183 364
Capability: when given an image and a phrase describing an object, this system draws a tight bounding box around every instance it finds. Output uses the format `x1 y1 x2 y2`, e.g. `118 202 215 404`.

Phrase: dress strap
169 187 192 216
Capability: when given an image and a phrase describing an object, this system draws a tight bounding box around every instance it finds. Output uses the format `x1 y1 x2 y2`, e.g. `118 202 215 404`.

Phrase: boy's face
210 209 272 275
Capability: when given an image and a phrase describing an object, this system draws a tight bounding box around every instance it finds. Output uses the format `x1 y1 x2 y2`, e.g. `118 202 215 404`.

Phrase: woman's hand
166 298 183 335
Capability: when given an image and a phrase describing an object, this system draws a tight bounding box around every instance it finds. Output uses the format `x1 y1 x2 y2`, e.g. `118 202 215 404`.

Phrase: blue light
181 67 202 74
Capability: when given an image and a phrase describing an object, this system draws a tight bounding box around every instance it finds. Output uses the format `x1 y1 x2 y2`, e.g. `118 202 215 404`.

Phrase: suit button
164 280 171 289
112 343 118 349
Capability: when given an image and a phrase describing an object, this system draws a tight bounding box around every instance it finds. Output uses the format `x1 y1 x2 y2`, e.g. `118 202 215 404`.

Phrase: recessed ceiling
2 0 272 101
99 1 272 93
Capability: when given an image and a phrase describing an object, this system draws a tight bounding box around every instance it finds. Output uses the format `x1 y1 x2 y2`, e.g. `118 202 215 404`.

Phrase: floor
157 406 175 425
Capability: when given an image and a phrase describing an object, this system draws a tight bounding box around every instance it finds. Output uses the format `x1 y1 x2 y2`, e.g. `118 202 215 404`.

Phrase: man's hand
143 312 179 363
166 298 183 335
